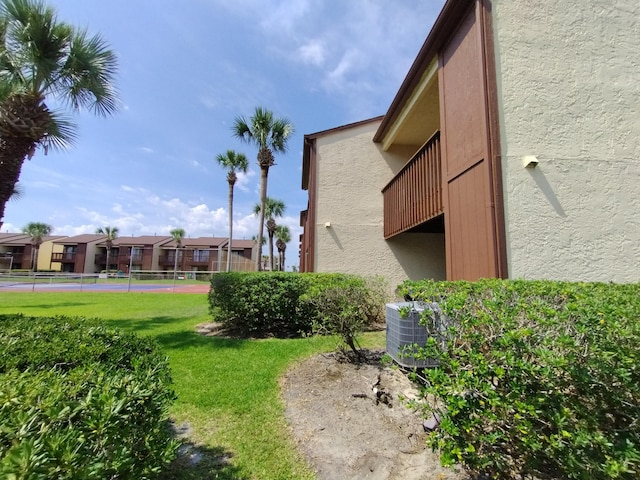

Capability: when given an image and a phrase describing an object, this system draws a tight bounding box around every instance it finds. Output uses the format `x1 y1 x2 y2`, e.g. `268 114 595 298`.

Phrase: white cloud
200 95 217 109
235 169 256 193
297 40 326 67
260 1 312 34
54 224 103 237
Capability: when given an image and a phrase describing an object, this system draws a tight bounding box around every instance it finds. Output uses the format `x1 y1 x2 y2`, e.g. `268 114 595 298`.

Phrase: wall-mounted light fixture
522 155 539 169
324 222 331 228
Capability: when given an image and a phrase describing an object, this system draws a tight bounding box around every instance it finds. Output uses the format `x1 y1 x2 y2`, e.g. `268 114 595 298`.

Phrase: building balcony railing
185 254 210 264
129 254 143 264
159 254 211 266
52 252 76 263
159 255 175 266
382 130 443 239
95 253 139 265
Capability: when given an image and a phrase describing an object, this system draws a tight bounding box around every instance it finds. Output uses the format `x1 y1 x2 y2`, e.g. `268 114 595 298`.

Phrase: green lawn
0 291 385 479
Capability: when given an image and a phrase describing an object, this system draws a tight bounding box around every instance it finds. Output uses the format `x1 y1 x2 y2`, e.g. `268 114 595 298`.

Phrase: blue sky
3 0 444 268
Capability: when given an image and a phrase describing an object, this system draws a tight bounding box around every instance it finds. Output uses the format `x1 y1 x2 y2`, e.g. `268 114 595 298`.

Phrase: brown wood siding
142 247 154 270
75 244 87 273
382 131 444 238
480 0 508 278
22 245 33 269
300 139 317 272
439 2 501 280
446 162 494 278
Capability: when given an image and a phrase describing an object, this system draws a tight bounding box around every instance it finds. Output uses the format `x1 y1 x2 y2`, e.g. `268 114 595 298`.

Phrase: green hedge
398 279 640 480
209 272 386 338
0 314 178 479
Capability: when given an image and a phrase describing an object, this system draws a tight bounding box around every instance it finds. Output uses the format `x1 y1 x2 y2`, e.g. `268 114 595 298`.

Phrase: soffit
381 59 439 150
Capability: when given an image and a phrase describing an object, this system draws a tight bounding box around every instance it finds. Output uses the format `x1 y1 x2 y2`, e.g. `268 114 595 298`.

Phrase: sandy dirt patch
196 322 467 479
280 350 467 480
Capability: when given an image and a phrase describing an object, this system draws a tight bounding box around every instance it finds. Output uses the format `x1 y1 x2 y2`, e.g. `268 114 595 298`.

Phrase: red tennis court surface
0 282 210 294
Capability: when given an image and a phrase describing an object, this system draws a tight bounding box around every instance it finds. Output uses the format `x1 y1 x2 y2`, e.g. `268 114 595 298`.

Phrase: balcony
1 253 22 262
159 253 179 266
186 253 210 265
382 130 443 239
52 252 76 263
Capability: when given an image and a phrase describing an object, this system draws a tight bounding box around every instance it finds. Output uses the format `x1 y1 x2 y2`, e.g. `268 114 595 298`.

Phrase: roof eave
373 0 474 143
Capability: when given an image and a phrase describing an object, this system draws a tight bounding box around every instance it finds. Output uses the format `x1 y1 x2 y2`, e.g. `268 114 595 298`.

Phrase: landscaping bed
281 349 466 480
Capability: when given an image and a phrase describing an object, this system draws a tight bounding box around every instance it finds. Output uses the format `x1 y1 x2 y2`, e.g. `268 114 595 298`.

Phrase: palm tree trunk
0 137 35 230
268 231 275 271
33 246 40 271
173 248 178 281
227 182 234 272
256 166 268 271
281 246 286 272
106 249 110 274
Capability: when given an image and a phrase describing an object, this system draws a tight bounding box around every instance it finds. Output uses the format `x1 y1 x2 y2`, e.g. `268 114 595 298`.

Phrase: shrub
398 279 640 480
209 272 387 338
304 284 370 355
0 314 178 479
209 272 310 336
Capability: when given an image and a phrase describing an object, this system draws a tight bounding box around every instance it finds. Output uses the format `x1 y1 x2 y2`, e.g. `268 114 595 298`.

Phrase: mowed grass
0 291 385 479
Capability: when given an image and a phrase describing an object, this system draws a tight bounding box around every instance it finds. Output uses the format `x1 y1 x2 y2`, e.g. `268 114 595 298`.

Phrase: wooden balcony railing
382 130 443 239
51 252 76 263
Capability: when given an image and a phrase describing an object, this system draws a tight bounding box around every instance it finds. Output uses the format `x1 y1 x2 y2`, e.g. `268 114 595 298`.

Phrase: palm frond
22 220 53 242
170 228 186 242
275 225 291 244
0 76 23 102
255 197 286 219
232 106 293 155
96 225 118 239
3 0 72 93
40 109 77 151
232 115 252 143
56 28 118 116
9 182 23 201
216 149 248 173
269 117 294 153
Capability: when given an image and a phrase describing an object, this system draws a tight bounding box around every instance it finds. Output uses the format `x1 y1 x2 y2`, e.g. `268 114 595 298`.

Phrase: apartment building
0 233 66 271
0 232 257 274
301 0 640 287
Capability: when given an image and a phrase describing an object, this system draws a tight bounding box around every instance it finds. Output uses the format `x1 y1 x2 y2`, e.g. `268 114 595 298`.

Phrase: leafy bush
0 314 178 479
209 272 310 336
209 272 387 338
398 279 640 480
304 284 373 355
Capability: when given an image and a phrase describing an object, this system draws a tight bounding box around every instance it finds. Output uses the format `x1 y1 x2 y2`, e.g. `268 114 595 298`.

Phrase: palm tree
0 0 119 230
22 221 52 270
233 107 293 270
253 197 285 271
10 183 23 201
96 226 118 274
170 228 185 280
251 234 267 271
216 149 248 272
275 225 291 271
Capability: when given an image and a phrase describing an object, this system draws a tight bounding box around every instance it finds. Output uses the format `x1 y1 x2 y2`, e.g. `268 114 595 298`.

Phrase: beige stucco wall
84 243 100 273
492 0 640 283
38 241 62 271
313 120 446 294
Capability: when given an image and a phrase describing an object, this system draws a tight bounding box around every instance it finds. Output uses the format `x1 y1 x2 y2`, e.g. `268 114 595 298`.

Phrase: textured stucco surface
312 121 446 292
493 0 640 282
